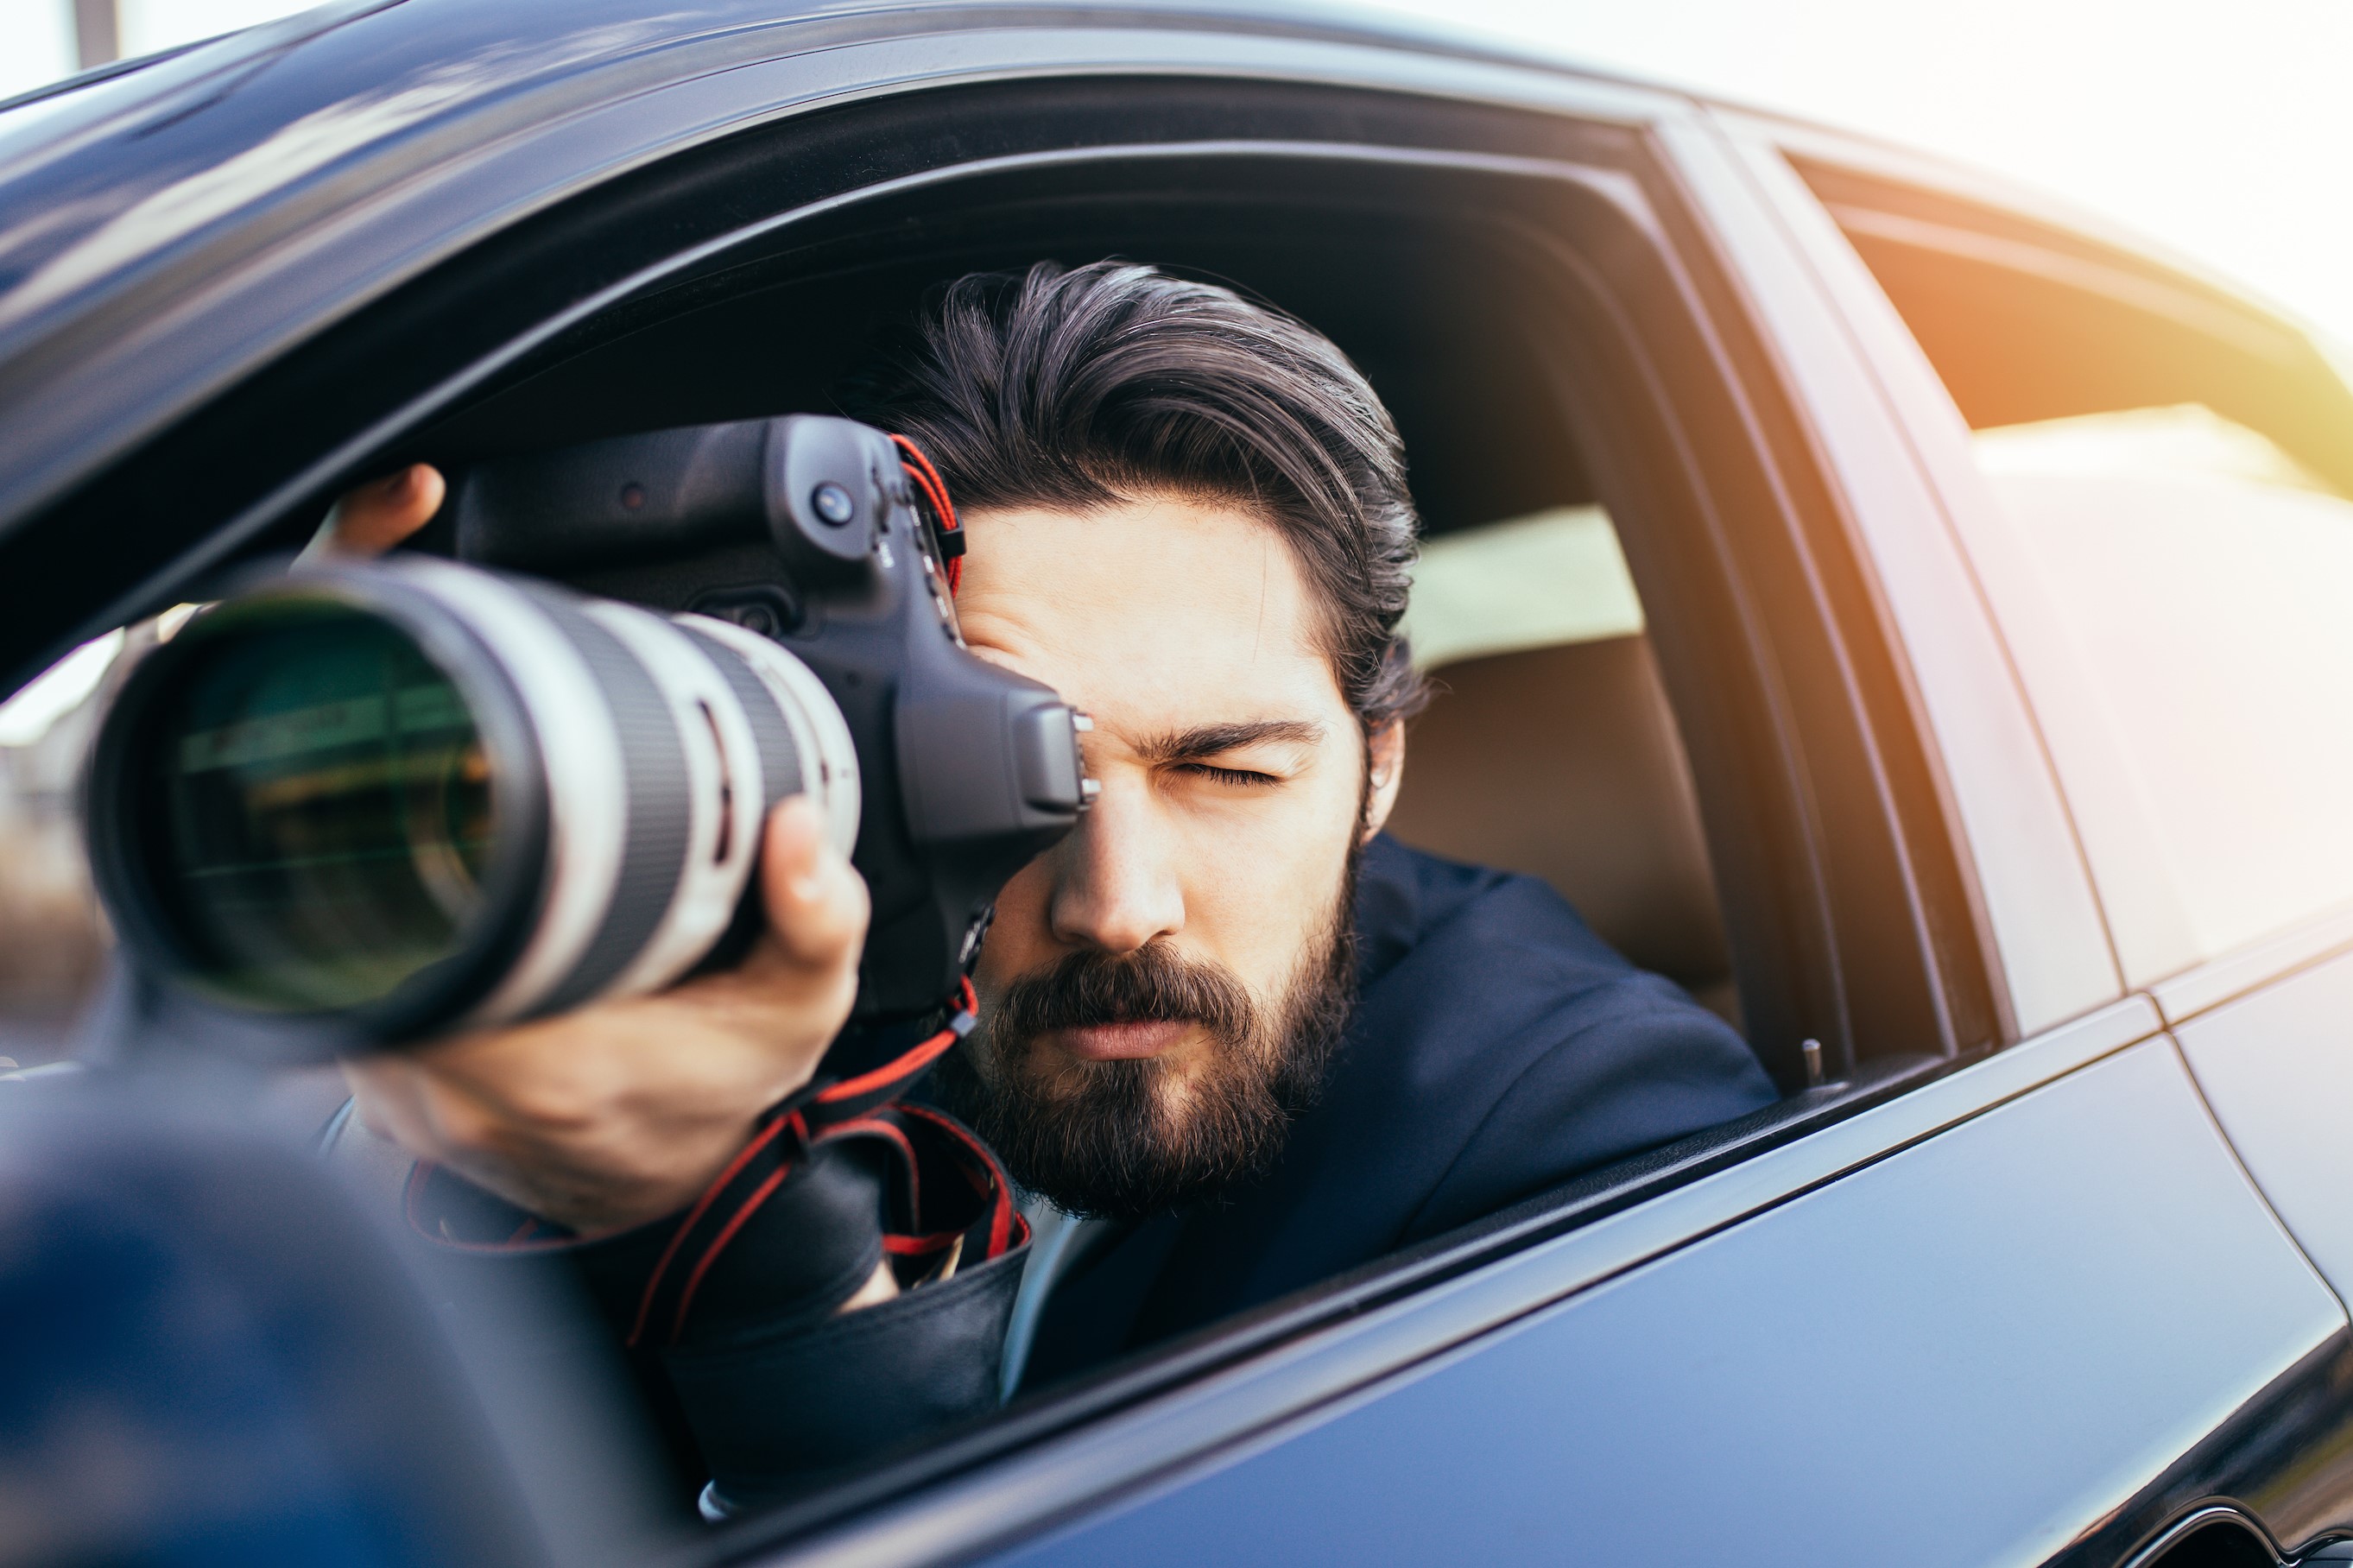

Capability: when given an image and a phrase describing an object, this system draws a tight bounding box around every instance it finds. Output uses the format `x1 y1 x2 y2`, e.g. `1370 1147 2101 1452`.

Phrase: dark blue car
7 4 2353 1565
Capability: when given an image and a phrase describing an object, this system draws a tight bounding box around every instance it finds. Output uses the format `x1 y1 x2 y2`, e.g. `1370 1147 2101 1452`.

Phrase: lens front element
147 604 496 1011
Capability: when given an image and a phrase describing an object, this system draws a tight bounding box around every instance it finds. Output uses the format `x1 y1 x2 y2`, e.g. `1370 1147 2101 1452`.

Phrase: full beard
933 846 1360 1222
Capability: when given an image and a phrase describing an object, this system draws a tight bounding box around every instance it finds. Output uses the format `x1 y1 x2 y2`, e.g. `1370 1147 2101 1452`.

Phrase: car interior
397 175 1747 1032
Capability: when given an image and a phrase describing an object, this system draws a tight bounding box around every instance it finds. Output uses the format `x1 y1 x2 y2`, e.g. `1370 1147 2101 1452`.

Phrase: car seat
1385 626 1738 1027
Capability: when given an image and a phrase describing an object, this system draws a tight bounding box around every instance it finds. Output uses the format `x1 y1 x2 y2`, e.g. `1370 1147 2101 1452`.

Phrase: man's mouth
1043 1019 1193 1061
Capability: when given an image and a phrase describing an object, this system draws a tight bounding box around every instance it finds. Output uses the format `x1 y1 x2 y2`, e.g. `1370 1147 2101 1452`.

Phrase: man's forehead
951 497 1344 730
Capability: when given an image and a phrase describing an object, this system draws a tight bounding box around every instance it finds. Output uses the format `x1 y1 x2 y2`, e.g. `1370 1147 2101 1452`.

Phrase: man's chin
933 1040 1287 1220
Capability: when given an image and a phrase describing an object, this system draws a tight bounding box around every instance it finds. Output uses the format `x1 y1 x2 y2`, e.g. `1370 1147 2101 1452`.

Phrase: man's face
938 496 1401 1217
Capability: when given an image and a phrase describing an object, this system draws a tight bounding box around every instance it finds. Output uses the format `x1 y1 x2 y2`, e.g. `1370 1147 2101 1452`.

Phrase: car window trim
19 115 1912 1084
0 22 1682 545
2150 897 2353 1028
1685 115 2128 1041
2 35 2010 1073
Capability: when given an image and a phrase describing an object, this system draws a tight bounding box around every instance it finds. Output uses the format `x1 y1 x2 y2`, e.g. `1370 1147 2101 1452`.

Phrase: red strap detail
669 1103 933 1337
625 1109 800 1349
896 1102 1021 1260
882 1230 965 1256
817 1113 921 1219
813 978 975 1108
889 433 962 596
671 1162 794 1342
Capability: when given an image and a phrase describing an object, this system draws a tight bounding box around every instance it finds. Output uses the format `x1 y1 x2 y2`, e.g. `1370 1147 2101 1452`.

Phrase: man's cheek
1187 805 1349 977
973 855 1056 1000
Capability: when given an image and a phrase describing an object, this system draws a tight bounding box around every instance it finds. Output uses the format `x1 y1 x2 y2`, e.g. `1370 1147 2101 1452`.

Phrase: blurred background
2 0 2349 1062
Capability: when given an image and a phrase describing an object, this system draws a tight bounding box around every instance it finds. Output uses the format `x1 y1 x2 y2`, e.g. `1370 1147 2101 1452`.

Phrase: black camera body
84 416 1091 1065
449 414 1091 1022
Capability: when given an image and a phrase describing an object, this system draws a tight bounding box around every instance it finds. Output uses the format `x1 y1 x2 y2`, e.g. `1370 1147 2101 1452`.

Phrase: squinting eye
1180 763 1281 788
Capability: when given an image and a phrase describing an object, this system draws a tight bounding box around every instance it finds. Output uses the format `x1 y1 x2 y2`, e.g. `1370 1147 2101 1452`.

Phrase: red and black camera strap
891 433 964 596
403 978 1026 1349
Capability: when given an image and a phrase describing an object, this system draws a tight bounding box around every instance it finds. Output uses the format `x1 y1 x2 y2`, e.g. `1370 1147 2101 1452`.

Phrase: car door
1 10 2344 1567
1710 110 2353 1562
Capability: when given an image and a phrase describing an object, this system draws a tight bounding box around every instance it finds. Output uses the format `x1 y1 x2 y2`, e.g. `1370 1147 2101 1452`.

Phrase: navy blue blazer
1020 835 1777 1388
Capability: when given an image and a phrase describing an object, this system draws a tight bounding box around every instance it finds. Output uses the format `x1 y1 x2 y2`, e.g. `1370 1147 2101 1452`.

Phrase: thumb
758 794 868 977
304 464 446 562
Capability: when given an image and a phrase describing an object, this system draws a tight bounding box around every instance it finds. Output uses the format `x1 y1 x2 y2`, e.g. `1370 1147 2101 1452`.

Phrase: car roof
0 0 2277 660
0 0 2162 427
0 3 1672 519
0 0 1670 352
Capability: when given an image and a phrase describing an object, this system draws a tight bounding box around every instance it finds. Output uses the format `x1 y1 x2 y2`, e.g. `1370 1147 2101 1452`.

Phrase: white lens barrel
678 613 860 858
374 557 632 1031
580 599 766 1001
349 558 859 1029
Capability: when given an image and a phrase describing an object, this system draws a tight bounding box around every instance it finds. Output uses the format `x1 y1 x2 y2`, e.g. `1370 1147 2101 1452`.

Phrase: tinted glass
148 604 494 1010
1806 159 2353 983
1971 408 2353 978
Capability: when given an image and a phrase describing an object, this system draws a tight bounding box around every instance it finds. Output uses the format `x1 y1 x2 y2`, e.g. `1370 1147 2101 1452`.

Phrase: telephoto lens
85 555 862 1054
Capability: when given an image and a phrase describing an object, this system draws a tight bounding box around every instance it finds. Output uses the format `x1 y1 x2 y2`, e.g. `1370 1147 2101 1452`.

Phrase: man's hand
342 799 870 1235
302 463 445 561
305 463 877 1238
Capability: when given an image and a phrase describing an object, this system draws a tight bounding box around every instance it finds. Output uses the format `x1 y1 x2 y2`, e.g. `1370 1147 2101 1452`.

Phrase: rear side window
1802 160 2353 985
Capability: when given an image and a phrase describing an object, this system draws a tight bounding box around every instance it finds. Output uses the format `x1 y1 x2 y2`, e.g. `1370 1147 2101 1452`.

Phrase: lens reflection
150 604 494 1011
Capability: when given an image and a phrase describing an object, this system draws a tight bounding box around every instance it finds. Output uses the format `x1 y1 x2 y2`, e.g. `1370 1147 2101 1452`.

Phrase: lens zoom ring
682 626 802 807
524 589 694 1015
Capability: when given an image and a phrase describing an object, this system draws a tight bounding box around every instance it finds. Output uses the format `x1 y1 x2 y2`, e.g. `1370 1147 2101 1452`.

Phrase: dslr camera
84 415 1096 1065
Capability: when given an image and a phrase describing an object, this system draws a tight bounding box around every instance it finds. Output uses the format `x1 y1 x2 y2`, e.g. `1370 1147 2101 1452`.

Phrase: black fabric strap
400 984 1032 1496
664 1242 1028 1509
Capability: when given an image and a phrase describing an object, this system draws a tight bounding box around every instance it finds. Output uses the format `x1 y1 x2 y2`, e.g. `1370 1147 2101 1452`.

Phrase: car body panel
939 1039 2339 1568
2176 949 2353 1312
756 998 2323 1566
2151 902 2353 1029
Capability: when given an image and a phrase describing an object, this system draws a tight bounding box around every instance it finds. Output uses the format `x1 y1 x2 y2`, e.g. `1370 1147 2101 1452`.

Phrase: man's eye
1180 763 1281 787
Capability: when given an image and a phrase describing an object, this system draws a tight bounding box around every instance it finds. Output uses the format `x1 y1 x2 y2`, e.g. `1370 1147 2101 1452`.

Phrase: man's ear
1362 719 1407 844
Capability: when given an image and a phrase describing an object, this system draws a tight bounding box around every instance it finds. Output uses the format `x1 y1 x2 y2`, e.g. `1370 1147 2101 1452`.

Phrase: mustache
987 941 1258 1047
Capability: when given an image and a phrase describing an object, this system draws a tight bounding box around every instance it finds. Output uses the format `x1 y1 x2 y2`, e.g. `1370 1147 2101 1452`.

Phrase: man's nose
1046 774 1183 954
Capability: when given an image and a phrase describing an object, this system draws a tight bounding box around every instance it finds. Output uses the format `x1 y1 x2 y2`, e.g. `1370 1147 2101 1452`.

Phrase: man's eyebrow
1135 719 1327 765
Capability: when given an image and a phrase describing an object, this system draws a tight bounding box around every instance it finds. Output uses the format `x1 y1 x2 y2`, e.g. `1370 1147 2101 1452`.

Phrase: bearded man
329 260 1775 1508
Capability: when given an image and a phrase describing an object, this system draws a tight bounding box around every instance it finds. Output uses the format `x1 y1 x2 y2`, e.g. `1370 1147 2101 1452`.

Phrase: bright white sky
0 0 313 97
1374 0 2353 345
1 0 2350 346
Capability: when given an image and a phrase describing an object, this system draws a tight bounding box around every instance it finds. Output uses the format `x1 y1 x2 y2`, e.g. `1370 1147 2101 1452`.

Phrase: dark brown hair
842 261 1426 731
